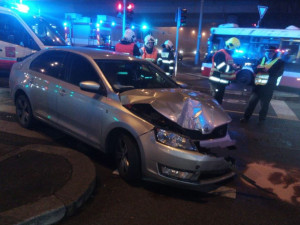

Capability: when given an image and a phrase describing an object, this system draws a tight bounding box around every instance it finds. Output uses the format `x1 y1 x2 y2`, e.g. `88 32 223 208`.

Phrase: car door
56 52 106 145
28 50 68 123
0 13 40 70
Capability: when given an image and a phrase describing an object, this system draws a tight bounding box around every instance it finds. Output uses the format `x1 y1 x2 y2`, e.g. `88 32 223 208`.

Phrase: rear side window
67 53 100 86
0 14 40 50
29 51 67 78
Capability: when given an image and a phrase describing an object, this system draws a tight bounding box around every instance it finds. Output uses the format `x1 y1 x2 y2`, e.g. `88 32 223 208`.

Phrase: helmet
164 40 173 49
265 46 277 52
225 37 240 50
144 35 155 44
124 29 136 42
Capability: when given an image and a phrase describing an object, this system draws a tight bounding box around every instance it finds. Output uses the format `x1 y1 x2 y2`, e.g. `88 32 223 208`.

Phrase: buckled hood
120 89 231 133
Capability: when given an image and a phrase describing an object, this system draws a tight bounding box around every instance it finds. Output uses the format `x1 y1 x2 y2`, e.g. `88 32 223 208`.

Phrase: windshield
20 15 66 46
95 60 179 92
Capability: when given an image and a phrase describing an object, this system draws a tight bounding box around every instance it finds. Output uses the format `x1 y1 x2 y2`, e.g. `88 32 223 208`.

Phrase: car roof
47 46 142 61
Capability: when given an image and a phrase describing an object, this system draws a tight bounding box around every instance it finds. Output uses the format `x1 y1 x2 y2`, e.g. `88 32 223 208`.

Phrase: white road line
0 105 15 114
270 99 299 121
0 120 51 140
0 87 10 93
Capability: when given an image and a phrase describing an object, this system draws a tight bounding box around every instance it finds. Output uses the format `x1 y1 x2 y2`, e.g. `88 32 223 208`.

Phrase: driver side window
68 53 100 86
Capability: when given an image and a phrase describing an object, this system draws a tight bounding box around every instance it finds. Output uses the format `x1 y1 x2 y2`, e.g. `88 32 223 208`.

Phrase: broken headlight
155 128 197 151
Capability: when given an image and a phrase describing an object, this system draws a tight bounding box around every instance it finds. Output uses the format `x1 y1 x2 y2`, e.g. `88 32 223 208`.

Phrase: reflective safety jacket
209 49 237 84
115 42 135 55
157 49 175 76
255 57 280 85
141 47 158 63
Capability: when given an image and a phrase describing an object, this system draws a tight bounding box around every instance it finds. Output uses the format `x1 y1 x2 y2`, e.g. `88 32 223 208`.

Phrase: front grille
187 124 228 140
198 168 232 180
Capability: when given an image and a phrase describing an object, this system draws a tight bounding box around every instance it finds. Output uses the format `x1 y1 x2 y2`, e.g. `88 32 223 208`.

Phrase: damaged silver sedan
9 47 235 188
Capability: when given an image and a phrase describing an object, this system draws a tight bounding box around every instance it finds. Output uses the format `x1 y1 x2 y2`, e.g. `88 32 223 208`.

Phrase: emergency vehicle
202 24 300 89
63 13 123 48
0 1 66 71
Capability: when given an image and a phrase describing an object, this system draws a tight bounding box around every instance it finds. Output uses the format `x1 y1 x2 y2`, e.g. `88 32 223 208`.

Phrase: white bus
0 2 66 71
202 25 300 89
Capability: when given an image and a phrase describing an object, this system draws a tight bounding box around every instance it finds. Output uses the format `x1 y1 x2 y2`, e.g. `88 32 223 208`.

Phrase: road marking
270 100 299 121
0 105 15 114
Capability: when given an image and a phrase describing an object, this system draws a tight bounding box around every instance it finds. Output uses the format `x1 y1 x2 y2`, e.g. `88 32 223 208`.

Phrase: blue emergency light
11 3 30 13
142 24 148 30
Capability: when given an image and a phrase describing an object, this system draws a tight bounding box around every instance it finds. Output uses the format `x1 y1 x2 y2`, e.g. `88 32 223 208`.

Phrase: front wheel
114 133 141 182
15 94 34 128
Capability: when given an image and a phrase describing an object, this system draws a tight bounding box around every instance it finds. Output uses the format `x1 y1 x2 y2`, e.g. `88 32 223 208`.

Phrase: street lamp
195 0 204 65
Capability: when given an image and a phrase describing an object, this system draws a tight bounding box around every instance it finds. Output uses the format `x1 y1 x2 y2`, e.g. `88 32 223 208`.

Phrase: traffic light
127 3 134 12
180 8 187 27
116 2 123 12
126 3 135 22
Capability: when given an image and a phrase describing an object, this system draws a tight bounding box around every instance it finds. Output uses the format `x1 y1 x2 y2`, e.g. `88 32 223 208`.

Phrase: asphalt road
1 70 300 225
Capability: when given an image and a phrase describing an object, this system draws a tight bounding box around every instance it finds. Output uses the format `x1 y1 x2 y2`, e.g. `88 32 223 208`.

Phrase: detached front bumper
139 130 235 188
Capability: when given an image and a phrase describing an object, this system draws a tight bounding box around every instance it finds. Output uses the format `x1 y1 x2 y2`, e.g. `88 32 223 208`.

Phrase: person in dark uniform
157 40 175 76
209 37 241 104
240 46 285 124
115 29 141 57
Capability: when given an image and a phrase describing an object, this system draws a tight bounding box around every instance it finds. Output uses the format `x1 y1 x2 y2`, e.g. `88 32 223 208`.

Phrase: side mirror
80 81 102 93
176 80 188 89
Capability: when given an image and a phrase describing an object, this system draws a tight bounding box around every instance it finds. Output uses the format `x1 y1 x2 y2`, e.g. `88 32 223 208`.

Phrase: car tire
15 94 34 129
115 133 141 182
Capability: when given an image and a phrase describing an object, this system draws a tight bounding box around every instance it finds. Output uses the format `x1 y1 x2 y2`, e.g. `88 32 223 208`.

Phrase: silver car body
9 47 235 188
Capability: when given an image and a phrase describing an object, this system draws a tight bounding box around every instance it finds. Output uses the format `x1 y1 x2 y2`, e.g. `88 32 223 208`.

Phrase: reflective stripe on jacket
158 50 174 76
115 43 135 55
255 57 280 85
210 49 236 82
141 47 158 62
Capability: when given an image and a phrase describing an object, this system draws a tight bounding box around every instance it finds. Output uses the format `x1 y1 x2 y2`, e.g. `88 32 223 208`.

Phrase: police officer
141 35 158 63
157 40 175 76
209 37 241 104
240 46 284 124
115 29 141 57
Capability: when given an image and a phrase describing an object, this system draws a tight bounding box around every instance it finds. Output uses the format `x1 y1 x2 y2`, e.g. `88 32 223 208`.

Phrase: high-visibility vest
255 57 280 85
141 47 158 62
115 43 135 55
209 49 236 84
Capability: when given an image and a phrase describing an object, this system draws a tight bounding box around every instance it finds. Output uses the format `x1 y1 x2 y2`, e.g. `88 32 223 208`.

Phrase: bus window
20 15 66 47
0 13 40 51
281 41 300 64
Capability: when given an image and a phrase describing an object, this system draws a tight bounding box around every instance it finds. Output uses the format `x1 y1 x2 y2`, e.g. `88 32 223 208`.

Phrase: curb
0 144 96 225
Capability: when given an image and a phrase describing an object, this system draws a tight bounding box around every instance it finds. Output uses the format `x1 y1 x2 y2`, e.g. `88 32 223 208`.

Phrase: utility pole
195 0 204 65
123 0 126 36
174 7 181 78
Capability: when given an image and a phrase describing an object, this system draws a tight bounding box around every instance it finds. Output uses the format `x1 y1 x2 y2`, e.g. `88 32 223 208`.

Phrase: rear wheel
15 94 34 128
114 133 141 182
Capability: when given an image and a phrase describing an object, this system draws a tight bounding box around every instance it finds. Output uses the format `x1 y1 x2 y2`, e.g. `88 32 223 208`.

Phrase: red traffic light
116 2 123 12
127 3 134 12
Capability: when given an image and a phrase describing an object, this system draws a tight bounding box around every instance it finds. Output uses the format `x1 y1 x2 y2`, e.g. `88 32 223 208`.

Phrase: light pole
122 0 126 36
195 0 204 65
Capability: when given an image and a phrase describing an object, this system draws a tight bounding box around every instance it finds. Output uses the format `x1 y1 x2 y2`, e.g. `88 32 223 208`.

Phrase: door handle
59 89 66 96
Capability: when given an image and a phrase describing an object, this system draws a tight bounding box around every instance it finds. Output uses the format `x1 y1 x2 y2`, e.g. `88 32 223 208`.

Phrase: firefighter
157 40 175 76
115 29 141 57
209 37 241 104
140 35 158 63
240 46 285 124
